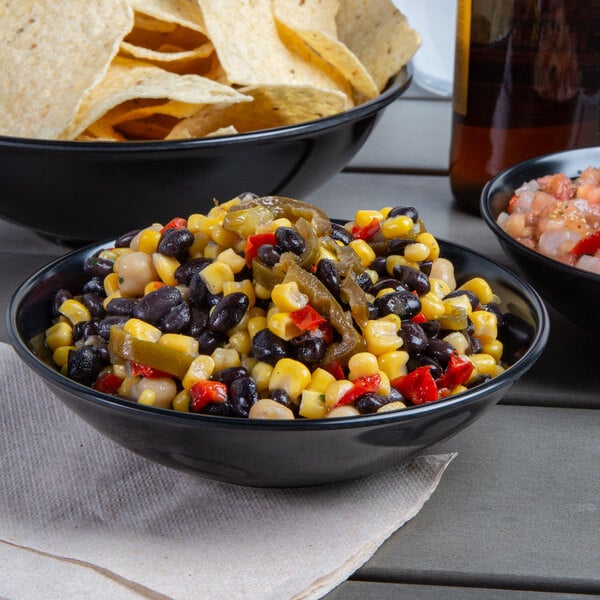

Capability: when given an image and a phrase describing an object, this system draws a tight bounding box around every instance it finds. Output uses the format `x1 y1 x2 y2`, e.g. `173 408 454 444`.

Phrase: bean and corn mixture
45 194 531 420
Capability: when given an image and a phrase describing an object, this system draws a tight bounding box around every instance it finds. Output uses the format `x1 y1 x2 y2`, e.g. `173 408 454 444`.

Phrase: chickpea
131 377 177 409
117 251 159 295
429 257 456 290
248 399 295 420
325 405 360 418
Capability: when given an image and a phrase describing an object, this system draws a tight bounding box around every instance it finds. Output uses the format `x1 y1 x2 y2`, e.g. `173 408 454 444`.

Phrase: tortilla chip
0 0 133 139
119 40 214 74
272 0 340 37
196 0 350 100
127 0 206 33
60 56 252 140
336 0 420 92
166 83 347 139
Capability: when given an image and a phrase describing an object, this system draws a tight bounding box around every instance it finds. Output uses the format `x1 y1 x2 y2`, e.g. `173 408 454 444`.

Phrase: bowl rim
6 235 549 431
480 146 600 285
0 67 411 151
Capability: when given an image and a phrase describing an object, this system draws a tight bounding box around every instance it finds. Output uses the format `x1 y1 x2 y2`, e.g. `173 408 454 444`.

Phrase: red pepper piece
336 373 381 407
244 232 277 266
391 366 439 405
316 320 334 344
351 217 381 240
129 361 171 378
290 305 327 331
160 217 187 233
189 379 228 412
93 371 124 394
410 311 428 323
570 230 600 256
507 194 518 213
435 352 474 391
325 361 346 380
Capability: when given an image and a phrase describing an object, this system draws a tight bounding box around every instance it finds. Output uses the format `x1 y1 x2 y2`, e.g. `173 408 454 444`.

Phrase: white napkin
0 342 455 600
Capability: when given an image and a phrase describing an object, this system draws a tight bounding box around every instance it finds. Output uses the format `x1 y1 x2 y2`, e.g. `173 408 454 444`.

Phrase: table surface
1 84 599 600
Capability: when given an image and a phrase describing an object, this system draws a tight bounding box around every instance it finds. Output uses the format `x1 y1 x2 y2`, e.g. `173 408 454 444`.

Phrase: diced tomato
244 232 277 266
290 305 327 331
93 371 124 394
336 373 381 407
129 361 171 378
189 379 228 412
351 217 381 240
160 217 187 233
391 366 439 405
570 230 600 256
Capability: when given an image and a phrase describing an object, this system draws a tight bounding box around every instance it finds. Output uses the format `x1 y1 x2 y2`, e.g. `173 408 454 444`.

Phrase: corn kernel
152 253 180 286
203 241 220 259
459 277 494 305
379 206 393 218
186 213 205 233
137 388 156 406
241 356 258 372
470 310 498 344
307 367 337 393
223 279 256 308
103 272 121 296
381 215 414 239
113 364 127 379
443 331 470 354
385 254 413 274
102 291 122 311
355 209 384 228
377 350 410 380
324 379 354 408
211 225 239 249
158 333 199 355
377 370 391 396
247 315 268 338
349 239 376 267
45 322 73 351
416 232 440 260
228 330 252 355
267 311 302 341
173 389 191 412
58 299 91 325
269 358 311 402
251 361 274 391
124 318 162 342
443 294 473 316
254 282 272 300
182 355 216 389
212 348 240 371
375 287 397 299
117 376 141 398
377 400 407 413
363 317 403 355
52 345 76 367
348 352 379 380
217 248 246 273
469 353 498 376
143 281 164 295
299 390 328 419
188 232 210 256
271 281 308 312
483 339 503 363
137 229 161 254
429 277 452 298
403 242 431 263
419 291 445 320
317 245 338 262
200 261 234 294
255 217 293 234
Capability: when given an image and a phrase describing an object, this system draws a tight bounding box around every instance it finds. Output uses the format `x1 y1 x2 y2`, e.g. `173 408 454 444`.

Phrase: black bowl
0 70 410 245
6 238 549 487
480 146 600 338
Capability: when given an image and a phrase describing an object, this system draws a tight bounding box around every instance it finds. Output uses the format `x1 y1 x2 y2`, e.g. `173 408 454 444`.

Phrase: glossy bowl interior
480 146 600 338
6 237 549 487
0 69 410 245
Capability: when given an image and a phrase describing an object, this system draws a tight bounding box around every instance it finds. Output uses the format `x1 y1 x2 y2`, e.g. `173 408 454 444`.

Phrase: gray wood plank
325 580 600 600
353 405 600 595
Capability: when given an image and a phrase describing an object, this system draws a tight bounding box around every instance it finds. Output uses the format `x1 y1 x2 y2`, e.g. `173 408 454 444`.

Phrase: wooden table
1 84 599 599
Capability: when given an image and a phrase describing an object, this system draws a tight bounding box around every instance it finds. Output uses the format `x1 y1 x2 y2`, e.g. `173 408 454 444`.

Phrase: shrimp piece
537 172 575 201
575 185 600 205
577 166 600 187
501 212 534 239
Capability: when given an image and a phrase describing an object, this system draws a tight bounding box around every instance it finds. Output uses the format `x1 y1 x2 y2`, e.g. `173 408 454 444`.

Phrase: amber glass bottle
449 0 600 212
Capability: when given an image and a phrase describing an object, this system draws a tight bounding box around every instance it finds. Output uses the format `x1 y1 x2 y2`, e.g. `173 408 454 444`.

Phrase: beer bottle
449 0 600 213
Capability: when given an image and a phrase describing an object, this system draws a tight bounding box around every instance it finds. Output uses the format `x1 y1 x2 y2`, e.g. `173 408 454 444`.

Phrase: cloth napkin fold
0 342 455 600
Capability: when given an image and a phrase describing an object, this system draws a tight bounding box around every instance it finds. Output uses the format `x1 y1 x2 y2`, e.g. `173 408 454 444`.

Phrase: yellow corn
443 294 473 316
182 355 216 389
112 364 127 379
443 332 470 354
223 279 255 309
158 333 199 356
203 241 220 259
143 281 164 295
419 291 445 320
210 225 239 249
470 310 498 344
403 242 431 263
307 367 336 393
251 361 274 391
377 370 391 396
228 330 252 355
381 215 414 239
98 247 131 262
459 277 494 305
211 348 240 371
483 339 503 363
375 287 398 299
267 311 302 341
271 281 309 312
152 253 180 286
377 400 407 413
102 291 122 311
379 206 393 218
269 358 311 402
199 260 234 294
299 390 328 419
137 229 162 254
172 389 191 412
377 350 410 380
217 248 246 274
241 356 258 373
324 379 354 408
103 272 121 296
52 345 76 367
317 245 338 263
355 209 384 228
247 315 268 338
45 322 73 351
137 388 156 406
385 254 413 274
186 213 205 233
469 353 498 377
254 282 272 300
58 299 91 325
348 352 379 380
188 232 210 256
416 232 440 260
362 316 403 355
429 277 452 298
349 239 376 267
117 376 141 398
255 217 293 234
123 318 162 342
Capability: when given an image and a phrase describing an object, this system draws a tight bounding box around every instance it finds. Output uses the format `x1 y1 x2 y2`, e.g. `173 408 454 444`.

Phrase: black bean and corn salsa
45 194 532 420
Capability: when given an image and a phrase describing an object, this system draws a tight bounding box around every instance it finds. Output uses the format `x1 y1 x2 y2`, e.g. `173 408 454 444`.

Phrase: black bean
200 402 232 417
401 322 429 355
367 303 379 320
375 290 421 320
206 292 223 307
211 366 249 385
388 238 413 255
97 341 111 364
160 301 191 333
67 346 103 386
229 377 259 417
388 206 419 221
354 271 372 291
106 297 137 316
315 259 340 295
188 271 208 306
251 329 288 365
419 260 433 276
444 289 479 310
271 388 292 407
407 356 443 380
499 313 534 364
465 333 482 355
73 319 99 342
114 229 141 248
388 387 406 404
133 285 182 324
97 315 129 340
483 303 505 329
208 292 249 334
393 264 431 295
257 244 281 267
52 289 73 317
369 278 407 295
355 393 390 414
158 228 194 257
82 292 107 318
420 320 442 339
288 332 327 366
330 222 354 245
196 330 224 355
174 258 211 285
82 277 105 295
186 307 209 337
369 256 388 275
426 338 455 366
83 255 114 278
275 226 305 254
